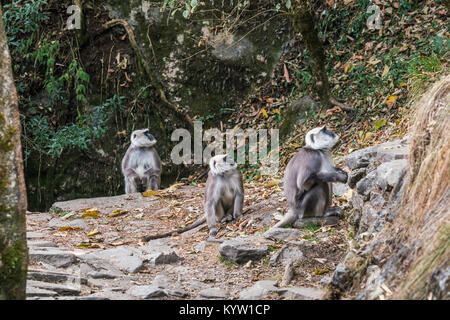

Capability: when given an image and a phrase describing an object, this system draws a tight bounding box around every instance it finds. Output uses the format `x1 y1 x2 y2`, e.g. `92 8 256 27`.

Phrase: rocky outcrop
104 0 290 118
328 74 450 300
346 138 409 235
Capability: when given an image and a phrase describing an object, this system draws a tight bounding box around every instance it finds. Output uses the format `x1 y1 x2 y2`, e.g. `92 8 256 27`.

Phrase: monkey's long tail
142 217 206 242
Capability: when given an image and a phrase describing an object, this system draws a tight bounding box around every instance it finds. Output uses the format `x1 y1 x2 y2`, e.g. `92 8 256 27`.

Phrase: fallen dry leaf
142 190 161 197
264 179 282 188
108 209 128 218
59 226 80 231
283 64 291 83
386 95 398 109
87 229 101 237
81 209 99 219
164 183 185 192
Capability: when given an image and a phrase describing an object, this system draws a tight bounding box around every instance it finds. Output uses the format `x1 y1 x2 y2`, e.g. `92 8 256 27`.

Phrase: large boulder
219 239 269 264
81 247 144 274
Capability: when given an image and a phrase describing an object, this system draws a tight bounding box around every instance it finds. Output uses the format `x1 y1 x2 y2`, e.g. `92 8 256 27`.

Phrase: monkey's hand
334 167 348 183
140 175 148 188
221 215 233 223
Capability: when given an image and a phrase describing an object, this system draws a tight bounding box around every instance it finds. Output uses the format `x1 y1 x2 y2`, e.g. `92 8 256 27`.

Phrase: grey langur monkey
204 154 244 236
122 129 161 194
142 154 243 242
273 126 348 229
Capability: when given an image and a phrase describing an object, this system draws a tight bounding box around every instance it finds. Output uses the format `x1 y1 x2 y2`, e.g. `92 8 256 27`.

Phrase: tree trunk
0 7 29 300
293 1 331 108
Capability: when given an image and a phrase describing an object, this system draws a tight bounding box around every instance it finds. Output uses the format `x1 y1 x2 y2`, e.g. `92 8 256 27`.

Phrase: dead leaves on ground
142 182 185 198
263 179 283 188
87 229 101 237
58 226 80 232
81 208 99 219
108 209 128 218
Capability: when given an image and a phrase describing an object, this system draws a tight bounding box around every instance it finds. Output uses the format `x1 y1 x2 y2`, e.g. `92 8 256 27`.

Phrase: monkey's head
209 154 237 175
130 129 157 148
305 126 339 150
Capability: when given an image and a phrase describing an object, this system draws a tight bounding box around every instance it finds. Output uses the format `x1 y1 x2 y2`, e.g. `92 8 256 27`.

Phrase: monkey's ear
310 134 315 144
213 160 216 168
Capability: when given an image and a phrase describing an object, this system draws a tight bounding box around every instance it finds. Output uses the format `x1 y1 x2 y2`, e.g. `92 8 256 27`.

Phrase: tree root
102 19 194 130
280 261 296 287
330 97 353 111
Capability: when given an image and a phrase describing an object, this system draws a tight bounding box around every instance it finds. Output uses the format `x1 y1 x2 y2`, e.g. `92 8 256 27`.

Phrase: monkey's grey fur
122 129 161 194
204 154 244 236
273 126 348 229
142 154 243 242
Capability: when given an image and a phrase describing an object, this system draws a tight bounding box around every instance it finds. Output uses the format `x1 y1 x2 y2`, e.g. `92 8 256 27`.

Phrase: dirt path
26 182 349 300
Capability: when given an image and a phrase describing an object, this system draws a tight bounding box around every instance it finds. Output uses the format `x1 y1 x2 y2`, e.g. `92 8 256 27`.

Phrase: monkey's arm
123 167 137 176
142 217 206 242
304 167 348 186
143 167 160 175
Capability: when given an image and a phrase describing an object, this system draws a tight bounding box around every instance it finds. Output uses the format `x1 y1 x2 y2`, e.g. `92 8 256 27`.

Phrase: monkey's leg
222 201 237 222
140 175 148 191
124 168 140 194
302 184 329 218
126 178 139 193
143 168 160 191
152 176 160 190
205 201 224 236
274 179 305 228
146 175 159 191
232 193 244 220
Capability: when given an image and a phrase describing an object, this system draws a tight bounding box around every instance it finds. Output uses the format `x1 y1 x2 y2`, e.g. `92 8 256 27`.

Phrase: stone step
27 280 81 296
29 248 78 268
28 269 87 285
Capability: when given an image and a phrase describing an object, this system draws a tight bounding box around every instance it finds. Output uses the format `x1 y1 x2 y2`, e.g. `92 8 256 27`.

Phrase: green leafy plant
218 255 239 268
49 207 71 217
303 222 320 232
2 0 49 54
23 95 125 159
407 55 444 100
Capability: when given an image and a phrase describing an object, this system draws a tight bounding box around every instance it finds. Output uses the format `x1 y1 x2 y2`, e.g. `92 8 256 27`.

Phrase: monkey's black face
321 126 337 139
144 130 155 141
131 129 157 148
210 154 237 175
305 126 339 150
